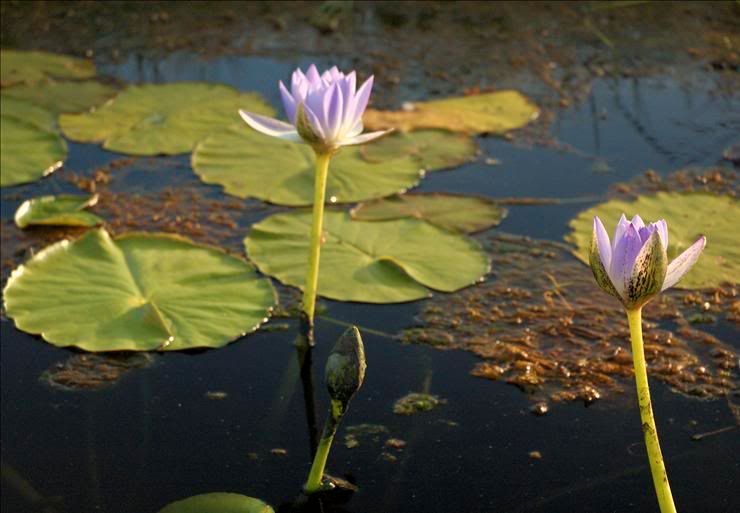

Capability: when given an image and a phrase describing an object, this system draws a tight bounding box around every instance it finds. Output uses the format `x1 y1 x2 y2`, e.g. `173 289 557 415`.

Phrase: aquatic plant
590 214 706 513
239 64 391 343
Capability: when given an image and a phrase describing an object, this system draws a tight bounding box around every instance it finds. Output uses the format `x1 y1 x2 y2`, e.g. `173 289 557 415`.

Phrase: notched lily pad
245 211 490 303
158 493 274 513
3 80 118 113
351 193 507 233
1 115 67 187
364 91 539 134
192 124 423 206
567 192 739 289
393 392 446 415
3 229 277 351
1 50 96 86
358 129 478 171
15 194 103 228
60 83 274 155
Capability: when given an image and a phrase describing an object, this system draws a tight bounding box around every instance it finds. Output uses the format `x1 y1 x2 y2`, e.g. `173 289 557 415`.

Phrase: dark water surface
1 52 739 513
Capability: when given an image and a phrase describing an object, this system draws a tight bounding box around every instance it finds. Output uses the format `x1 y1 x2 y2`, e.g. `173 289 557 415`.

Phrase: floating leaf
192 124 422 206
1 115 67 187
359 129 478 171
3 80 118 113
158 493 274 513
245 211 489 303
1 50 96 86
1 95 57 130
59 83 274 155
363 91 539 134
3 229 276 351
14 194 103 228
567 192 739 289
351 193 507 233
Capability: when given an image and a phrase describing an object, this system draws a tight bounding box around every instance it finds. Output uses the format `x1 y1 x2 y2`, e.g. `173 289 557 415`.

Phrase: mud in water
41 353 153 391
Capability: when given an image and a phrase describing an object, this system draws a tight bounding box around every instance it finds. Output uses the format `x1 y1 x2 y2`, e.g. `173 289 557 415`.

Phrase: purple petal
613 214 629 249
279 81 297 124
609 223 642 299
340 129 393 147
301 102 326 139
655 219 668 248
631 214 645 230
291 70 309 101
351 75 374 123
324 82 344 140
638 225 653 243
662 236 706 290
306 64 321 86
593 216 612 270
239 110 301 142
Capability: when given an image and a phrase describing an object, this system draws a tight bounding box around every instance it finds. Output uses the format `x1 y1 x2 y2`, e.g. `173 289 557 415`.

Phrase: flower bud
325 326 366 408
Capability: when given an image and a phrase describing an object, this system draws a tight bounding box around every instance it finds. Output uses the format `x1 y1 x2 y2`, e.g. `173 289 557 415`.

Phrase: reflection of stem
627 308 677 513
304 400 343 493
301 152 332 346
297 341 320 457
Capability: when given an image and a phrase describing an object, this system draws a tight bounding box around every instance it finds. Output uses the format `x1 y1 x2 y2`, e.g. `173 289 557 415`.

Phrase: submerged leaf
1 115 67 187
192 124 422 206
351 193 507 233
59 83 274 155
568 192 739 289
3 229 276 351
1 50 96 86
364 91 539 134
158 493 274 513
14 194 103 228
245 211 490 303
3 80 118 113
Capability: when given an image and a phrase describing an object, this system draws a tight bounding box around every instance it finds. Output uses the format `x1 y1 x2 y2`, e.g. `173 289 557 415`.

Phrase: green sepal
588 225 621 301
625 230 667 309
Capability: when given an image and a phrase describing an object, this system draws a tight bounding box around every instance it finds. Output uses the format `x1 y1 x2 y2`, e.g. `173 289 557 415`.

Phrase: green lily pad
59 83 274 155
1 50 96 86
351 193 507 233
15 194 103 228
3 80 118 113
158 493 274 513
567 192 739 289
359 129 478 171
192 124 423 206
3 229 277 351
1 115 67 187
245 211 490 303
1 95 57 130
363 91 539 134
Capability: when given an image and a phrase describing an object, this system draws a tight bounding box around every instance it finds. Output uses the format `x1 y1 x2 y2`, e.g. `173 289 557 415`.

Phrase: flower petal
655 219 668 248
613 214 630 249
340 129 393 147
631 214 645 230
350 75 374 125
589 218 620 301
239 110 301 142
593 216 612 270
662 236 707 291
279 81 297 124
306 64 321 86
324 82 344 140
625 230 667 308
609 223 642 300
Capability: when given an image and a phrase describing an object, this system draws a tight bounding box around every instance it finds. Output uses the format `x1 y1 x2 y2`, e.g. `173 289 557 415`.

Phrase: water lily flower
590 214 706 309
239 64 391 154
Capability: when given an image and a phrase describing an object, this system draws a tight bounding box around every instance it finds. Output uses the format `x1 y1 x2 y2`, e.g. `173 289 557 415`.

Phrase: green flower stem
301 151 332 344
627 307 677 513
304 400 343 494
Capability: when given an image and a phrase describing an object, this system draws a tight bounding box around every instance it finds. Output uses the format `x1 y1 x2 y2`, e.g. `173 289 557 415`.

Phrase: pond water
2 39 739 513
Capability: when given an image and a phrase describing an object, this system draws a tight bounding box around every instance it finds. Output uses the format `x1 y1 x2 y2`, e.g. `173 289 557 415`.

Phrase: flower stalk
627 307 677 513
304 399 344 493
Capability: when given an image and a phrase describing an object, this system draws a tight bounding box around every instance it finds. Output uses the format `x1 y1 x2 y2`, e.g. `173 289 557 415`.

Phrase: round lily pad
1 50 96 86
363 91 539 134
3 80 118 113
245 211 490 303
59 83 275 155
1 95 57 130
192 124 423 206
3 229 277 351
567 192 739 289
1 115 67 187
351 193 507 233
358 129 478 171
14 194 103 228
158 493 274 513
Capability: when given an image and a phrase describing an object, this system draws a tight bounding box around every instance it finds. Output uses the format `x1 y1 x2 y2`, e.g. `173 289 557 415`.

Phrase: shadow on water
1 51 738 513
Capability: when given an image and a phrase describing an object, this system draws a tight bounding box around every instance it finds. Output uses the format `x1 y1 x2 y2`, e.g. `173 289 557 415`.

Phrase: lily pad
158 493 274 513
567 192 739 289
3 229 277 351
363 91 539 134
1 116 67 187
1 95 57 130
359 129 478 171
351 193 507 233
192 124 423 206
14 194 103 228
1 50 96 86
3 80 118 113
59 83 274 155
245 211 490 303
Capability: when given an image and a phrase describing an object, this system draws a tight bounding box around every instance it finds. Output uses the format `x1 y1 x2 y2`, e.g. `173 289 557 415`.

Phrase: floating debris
270 448 288 457
393 392 446 415
530 402 549 416
385 438 407 450
380 452 398 463
205 391 228 400
41 353 152 391
528 450 543 460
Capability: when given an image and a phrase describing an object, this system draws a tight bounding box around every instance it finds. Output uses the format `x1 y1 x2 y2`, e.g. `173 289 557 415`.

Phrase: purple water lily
239 64 391 154
590 214 706 309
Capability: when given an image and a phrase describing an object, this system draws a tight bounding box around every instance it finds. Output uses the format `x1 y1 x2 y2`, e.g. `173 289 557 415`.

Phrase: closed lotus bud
325 326 367 408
